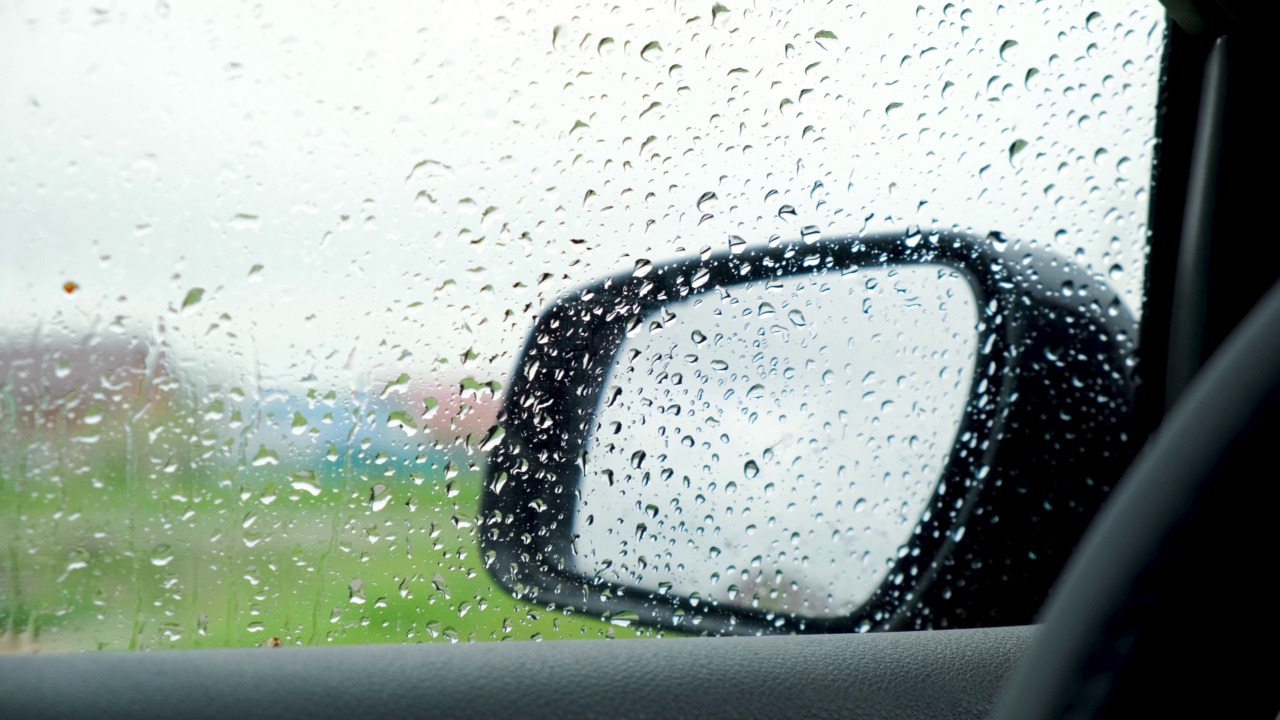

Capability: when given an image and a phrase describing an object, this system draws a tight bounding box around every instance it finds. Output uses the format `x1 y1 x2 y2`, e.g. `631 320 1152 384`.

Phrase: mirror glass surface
570 265 979 618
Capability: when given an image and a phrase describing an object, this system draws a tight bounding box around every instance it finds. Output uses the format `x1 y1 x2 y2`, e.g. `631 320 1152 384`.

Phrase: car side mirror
480 232 1137 634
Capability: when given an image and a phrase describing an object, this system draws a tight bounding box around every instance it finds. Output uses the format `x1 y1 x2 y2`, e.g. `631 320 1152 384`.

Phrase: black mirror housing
480 232 1137 634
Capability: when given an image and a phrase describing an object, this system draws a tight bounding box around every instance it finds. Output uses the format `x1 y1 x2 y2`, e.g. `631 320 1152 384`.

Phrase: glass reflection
571 265 978 618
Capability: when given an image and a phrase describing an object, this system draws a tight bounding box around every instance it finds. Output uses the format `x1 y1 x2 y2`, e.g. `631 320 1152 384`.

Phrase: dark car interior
2 1 1277 718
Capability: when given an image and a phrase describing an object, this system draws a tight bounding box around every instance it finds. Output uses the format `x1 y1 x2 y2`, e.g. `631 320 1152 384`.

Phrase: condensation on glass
0 1 1164 651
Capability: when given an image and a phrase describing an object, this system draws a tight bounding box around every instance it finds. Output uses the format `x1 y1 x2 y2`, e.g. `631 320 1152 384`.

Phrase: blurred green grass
1 426 669 653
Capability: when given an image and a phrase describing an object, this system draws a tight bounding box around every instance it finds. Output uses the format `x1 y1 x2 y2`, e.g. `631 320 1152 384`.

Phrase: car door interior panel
0 626 1034 720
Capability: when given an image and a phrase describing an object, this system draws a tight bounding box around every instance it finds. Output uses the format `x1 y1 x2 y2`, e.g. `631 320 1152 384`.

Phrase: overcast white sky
1 0 1163 396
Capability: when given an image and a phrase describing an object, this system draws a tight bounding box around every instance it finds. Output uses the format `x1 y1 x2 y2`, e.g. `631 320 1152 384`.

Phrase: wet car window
1 1 1163 650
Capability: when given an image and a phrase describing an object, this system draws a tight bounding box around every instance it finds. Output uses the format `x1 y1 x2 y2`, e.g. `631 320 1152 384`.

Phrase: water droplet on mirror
640 41 663 62
83 404 104 425
431 572 452 599
349 578 367 604
250 446 279 467
610 610 641 627
711 2 730 25
1009 139 1029 164
370 483 390 512
291 474 321 497
743 460 760 479
150 544 174 567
